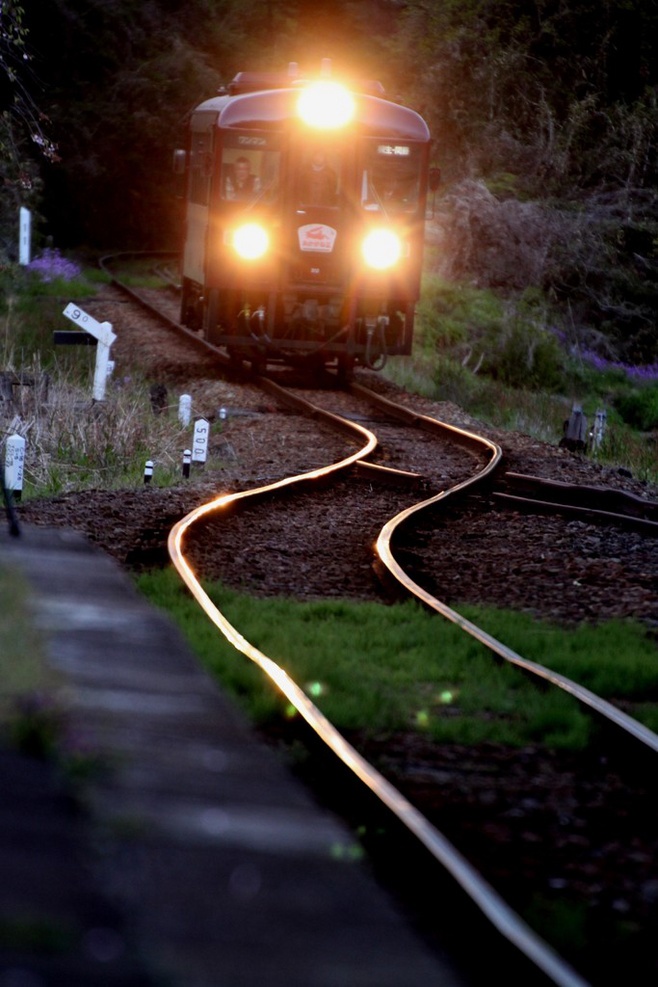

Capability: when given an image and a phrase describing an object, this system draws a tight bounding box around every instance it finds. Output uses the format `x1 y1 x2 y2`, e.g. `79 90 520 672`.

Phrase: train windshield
296 142 342 208
359 140 422 214
221 133 280 205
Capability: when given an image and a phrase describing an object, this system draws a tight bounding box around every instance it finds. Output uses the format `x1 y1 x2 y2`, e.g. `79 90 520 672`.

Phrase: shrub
415 274 504 358
484 319 565 391
614 386 658 432
430 180 565 290
431 356 482 405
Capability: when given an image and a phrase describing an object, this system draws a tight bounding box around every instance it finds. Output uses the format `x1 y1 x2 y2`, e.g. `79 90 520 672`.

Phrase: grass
0 261 231 496
385 274 658 485
3 254 658 751
0 569 55 712
136 568 658 750
0 565 65 756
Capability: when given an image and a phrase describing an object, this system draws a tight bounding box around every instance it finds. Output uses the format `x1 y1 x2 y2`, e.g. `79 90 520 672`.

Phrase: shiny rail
167 374 588 987
373 425 658 759
103 257 589 984
107 252 600 983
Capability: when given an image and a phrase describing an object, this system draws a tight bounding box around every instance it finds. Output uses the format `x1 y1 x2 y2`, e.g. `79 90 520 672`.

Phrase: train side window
189 132 213 205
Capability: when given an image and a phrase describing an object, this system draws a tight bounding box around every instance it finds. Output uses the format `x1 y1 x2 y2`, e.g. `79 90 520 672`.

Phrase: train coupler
364 316 389 371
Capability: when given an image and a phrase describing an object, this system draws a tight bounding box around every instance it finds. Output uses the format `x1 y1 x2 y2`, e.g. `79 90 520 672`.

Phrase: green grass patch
136 569 658 750
385 274 658 484
0 568 55 721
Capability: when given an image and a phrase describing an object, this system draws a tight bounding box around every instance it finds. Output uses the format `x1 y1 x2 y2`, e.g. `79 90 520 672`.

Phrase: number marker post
4 434 25 500
192 418 209 464
62 303 117 401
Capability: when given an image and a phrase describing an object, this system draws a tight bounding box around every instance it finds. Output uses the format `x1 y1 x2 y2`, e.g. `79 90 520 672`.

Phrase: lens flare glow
361 229 402 270
297 82 355 129
232 223 269 260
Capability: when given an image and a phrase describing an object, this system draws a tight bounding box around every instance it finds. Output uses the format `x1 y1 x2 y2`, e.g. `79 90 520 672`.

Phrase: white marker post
178 394 192 427
192 418 209 464
19 208 31 266
62 303 117 401
4 434 26 500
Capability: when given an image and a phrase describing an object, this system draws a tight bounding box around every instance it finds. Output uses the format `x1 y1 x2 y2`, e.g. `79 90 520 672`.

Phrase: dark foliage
2 0 657 361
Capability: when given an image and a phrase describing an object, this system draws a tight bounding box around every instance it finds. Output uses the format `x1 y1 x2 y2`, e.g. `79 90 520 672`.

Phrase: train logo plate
298 224 337 253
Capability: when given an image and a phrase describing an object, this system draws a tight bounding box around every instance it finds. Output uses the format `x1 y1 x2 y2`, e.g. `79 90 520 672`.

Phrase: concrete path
0 524 468 986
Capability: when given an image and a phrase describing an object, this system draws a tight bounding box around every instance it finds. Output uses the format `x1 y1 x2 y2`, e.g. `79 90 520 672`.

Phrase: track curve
98 252 658 986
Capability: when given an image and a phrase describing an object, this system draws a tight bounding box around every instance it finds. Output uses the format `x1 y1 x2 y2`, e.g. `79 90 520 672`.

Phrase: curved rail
107 254 653 982
493 472 658 536
167 380 588 987
375 432 658 756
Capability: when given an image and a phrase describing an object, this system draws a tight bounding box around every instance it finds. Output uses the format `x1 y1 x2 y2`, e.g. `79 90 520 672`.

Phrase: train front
191 69 432 376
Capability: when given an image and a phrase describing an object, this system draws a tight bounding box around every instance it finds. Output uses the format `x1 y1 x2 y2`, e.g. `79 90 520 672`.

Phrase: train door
182 115 215 288
287 137 352 291
279 137 354 358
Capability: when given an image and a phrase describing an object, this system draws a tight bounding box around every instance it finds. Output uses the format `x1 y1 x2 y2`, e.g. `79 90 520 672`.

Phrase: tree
0 0 57 258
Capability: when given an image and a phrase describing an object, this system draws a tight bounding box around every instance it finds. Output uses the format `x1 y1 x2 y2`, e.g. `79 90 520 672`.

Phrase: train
175 61 435 378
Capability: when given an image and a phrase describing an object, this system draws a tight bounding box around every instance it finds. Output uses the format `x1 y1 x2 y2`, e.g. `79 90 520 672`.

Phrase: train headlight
232 222 269 260
297 82 355 129
361 229 402 270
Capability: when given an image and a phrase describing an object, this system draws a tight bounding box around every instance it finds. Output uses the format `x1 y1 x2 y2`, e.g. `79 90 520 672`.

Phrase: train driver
225 157 262 201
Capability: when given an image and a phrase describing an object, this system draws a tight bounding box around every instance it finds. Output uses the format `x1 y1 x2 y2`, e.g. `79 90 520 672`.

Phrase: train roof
192 87 430 143
228 69 386 98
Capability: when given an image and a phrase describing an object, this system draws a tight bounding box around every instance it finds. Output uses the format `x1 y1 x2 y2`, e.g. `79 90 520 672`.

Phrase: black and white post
4 434 25 501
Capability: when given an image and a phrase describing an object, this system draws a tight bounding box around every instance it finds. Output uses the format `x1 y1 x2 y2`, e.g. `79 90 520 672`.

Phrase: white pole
4 434 26 500
93 342 111 401
178 394 192 427
90 322 115 402
19 208 31 266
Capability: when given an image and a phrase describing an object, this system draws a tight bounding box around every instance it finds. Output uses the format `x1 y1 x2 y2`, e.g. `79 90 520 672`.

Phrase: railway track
91 256 658 985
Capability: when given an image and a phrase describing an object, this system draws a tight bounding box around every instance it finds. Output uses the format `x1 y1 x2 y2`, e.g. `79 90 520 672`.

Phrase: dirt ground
9 285 658 983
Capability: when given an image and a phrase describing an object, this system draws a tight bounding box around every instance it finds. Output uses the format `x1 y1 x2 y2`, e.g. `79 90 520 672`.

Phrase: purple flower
581 350 658 382
27 248 82 283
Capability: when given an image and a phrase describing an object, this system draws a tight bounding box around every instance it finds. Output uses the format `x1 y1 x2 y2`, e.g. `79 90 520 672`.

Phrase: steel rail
493 490 658 535
492 471 658 535
503 471 658 520
106 256 590 983
374 435 658 760
106 259 645 982
98 252 236 364
168 389 589 987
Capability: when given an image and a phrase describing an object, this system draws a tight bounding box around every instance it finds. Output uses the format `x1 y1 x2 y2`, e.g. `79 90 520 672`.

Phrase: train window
221 146 280 205
297 146 340 207
189 132 213 205
359 141 421 213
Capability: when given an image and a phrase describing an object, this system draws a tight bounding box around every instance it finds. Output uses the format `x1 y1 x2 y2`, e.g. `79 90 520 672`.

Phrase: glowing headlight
297 82 355 129
232 223 269 260
361 229 402 270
